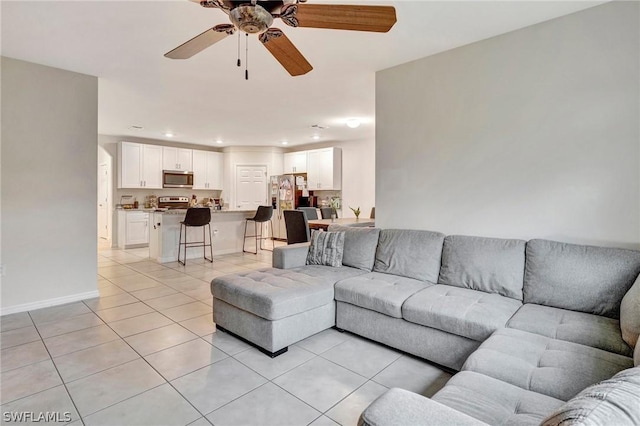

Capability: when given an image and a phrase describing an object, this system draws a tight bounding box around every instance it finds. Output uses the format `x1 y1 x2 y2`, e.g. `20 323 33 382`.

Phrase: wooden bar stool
178 208 213 266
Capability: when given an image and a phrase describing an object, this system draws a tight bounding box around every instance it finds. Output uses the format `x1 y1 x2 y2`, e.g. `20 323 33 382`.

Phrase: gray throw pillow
306 230 345 268
542 367 640 426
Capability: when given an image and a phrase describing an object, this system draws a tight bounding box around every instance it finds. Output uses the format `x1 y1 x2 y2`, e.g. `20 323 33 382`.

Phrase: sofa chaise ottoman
211 265 364 356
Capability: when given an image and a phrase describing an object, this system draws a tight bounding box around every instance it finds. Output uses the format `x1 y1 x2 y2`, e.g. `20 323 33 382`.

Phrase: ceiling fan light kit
165 0 397 78
230 4 273 34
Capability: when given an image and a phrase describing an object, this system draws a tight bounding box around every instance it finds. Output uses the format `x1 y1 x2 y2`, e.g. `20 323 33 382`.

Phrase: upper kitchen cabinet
192 150 223 190
118 142 162 189
283 151 307 174
307 147 342 190
162 146 193 171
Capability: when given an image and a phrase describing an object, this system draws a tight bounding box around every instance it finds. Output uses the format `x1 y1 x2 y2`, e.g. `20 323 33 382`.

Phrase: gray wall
376 2 639 249
1 57 99 312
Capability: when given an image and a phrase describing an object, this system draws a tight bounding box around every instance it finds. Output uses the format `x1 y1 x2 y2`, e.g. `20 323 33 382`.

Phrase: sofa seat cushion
334 272 432 318
542 366 640 426
438 235 526 300
211 267 363 321
462 328 634 401
373 229 445 282
433 371 564 426
507 304 632 357
289 264 367 282
402 285 522 341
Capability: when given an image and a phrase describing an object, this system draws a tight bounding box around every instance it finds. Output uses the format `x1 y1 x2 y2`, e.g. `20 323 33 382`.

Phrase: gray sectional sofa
211 226 640 424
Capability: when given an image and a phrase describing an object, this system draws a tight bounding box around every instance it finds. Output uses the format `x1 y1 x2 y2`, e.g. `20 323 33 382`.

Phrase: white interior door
98 163 109 239
236 166 267 211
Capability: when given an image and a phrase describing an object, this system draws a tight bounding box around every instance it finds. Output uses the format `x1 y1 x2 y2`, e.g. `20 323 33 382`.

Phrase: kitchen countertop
117 208 256 215
154 208 255 215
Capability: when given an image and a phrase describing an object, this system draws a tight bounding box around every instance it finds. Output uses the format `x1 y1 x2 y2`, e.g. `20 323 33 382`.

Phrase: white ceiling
2 0 605 148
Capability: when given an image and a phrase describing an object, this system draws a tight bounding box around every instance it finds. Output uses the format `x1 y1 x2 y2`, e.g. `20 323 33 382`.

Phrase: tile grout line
25 311 87 426
86 255 222 423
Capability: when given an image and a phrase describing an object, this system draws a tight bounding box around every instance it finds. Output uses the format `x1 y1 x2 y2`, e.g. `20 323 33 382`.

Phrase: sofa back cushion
438 235 526 300
524 239 640 318
621 275 640 349
373 229 445 282
327 225 380 271
541 366 640 426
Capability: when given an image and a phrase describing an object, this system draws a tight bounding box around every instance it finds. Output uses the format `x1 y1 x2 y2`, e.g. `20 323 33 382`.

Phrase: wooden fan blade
165 24 235 59
259 28 313 76
281 4 396 33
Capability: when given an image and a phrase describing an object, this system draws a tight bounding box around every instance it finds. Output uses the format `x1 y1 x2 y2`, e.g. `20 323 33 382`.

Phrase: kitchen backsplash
114 188 223 208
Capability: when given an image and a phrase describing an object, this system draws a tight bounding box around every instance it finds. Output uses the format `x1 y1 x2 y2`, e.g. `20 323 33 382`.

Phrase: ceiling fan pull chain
245 33 249 80
237 32 241 67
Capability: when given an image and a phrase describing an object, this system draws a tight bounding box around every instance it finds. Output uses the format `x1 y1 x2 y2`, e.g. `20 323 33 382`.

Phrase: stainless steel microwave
163 170 194 188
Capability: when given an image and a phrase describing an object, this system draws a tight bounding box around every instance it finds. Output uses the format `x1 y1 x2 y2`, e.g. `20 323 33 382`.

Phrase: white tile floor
0 242 452 426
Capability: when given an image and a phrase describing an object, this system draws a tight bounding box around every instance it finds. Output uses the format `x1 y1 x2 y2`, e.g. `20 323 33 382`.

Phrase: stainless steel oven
163 170 194 188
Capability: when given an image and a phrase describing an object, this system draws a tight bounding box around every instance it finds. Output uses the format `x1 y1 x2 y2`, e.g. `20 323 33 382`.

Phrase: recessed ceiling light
312 135 321 140
216 140 223 144
164 132 174 138
346 118 361 129
281 141 288 145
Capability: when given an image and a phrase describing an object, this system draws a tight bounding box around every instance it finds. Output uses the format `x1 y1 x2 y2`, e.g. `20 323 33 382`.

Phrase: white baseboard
0 290 100 316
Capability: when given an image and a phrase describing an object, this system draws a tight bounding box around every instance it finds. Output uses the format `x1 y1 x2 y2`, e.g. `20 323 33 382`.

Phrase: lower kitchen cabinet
117 210 150 249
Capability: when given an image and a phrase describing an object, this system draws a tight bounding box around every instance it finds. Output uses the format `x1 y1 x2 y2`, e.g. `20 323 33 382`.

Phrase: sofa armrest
359 388 488 426
273 243 310 269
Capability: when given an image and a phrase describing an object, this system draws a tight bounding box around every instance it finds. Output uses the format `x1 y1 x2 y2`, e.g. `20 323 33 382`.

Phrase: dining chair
297 207 319 220
284 210 310 244
320 207 338 219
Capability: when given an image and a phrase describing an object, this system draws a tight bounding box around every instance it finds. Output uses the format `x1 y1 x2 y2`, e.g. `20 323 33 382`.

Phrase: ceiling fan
165 0 397 77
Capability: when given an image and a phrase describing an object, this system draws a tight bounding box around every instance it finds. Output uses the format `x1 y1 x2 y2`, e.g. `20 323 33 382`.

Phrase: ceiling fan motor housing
230 4 274 34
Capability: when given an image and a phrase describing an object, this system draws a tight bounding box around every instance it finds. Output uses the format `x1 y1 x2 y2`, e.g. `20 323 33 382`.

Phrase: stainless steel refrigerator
270 174 308 240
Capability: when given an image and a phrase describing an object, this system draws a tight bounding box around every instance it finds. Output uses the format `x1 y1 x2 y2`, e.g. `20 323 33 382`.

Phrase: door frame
234 164 268 211
98 161 111 241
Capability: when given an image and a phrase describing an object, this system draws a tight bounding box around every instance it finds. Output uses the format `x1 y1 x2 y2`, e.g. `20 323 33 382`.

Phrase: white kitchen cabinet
307 147 342 190
118 142 163 189
162 147 193 171
117 210 149 248
283 151 307 174
192 150 223 190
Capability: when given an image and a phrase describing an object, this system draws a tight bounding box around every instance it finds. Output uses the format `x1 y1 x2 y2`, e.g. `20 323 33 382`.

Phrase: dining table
307 218 375 231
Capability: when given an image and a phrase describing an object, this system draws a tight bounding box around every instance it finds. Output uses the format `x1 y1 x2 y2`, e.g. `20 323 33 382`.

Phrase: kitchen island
149 209 256 263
